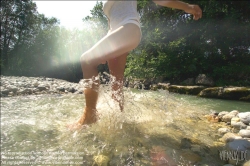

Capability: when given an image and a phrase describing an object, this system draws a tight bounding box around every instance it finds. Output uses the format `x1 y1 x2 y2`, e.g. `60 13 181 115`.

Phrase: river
1 86 250 165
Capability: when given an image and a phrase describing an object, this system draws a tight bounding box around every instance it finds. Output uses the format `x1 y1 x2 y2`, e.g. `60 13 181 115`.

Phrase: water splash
2 86 247 165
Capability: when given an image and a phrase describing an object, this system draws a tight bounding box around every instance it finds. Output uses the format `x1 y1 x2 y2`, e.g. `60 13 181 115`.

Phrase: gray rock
232 122 247 130
1 88 10 95
221 133 242 143
195 74 214 86
222 111 239 123
19 88 33 94
239 112 250 125
218 111 230 119
226 139 250 151
57 87 65 92
37 85 47 91
239 130 250 138
7 85 18 93
218 128 231 135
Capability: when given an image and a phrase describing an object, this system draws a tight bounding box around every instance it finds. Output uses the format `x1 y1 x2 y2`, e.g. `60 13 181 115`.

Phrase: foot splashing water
1 81 227 165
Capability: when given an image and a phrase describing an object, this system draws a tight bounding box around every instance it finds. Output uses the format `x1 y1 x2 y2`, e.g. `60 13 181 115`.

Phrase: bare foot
150 146 177 166
67 107 98 130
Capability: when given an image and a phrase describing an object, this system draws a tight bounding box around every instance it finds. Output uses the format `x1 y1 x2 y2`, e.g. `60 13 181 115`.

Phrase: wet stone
232 122 247 130
239 112 250 125
218 128 231 135
221 133 242 143
239 129 250 138
37 85 47 91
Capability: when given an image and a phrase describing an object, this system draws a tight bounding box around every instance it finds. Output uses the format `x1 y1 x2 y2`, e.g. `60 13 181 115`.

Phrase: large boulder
199 87 250 101
220 87 250 101
168 85 206 95
238 112 250 125
195 74 215 86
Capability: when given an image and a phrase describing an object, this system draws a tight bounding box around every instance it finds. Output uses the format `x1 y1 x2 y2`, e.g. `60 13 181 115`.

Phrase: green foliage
1 0 249 86
125 0 250 85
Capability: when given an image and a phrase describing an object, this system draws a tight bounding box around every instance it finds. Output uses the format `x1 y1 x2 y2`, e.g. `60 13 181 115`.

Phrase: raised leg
108 52 128 111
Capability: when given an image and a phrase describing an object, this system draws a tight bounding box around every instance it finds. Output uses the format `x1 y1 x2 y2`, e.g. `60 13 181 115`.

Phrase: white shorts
105 1 141 37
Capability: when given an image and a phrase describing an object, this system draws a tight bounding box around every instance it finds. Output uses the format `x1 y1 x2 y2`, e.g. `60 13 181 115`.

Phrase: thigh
108 52 128 81
81 23 141 66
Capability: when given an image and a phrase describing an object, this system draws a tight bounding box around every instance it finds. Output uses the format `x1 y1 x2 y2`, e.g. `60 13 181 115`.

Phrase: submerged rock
218 128 231 135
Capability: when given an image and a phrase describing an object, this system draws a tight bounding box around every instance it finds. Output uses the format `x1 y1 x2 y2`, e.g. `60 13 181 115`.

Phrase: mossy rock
199 87 250 101
168 85 206 95
198 87 222 98
221 87 250 100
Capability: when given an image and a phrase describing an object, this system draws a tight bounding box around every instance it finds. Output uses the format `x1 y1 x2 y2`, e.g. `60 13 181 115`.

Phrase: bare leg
108 53 128 111
72 24 141 127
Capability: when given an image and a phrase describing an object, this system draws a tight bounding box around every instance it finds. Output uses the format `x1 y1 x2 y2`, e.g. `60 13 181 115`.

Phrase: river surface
1 87 250 166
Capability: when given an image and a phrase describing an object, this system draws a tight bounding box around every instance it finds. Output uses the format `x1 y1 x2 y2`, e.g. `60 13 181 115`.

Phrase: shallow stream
1 87 250 166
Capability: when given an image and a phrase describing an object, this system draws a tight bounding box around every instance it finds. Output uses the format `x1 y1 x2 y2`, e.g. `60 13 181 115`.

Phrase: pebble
218 128 231 135
220 133 242 143
231 121 247 130
239 112 250 125
239 130 250 138
0 76 83 97
221 110 239 122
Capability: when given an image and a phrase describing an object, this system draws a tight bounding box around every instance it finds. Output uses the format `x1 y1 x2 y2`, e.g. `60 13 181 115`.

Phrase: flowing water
1 86 250 166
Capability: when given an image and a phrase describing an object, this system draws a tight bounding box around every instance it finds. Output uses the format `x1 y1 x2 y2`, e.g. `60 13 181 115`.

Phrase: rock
218 111 230 120
205 114 219 123
221 133 242 143
93 155 109 166
37 85 47 91
7 85 18 93
218 128 231 135
66 87 75 93
19 88 33 95
150 84 159 91
1 88 10 95
239 112 250 125
199 87 223 98
239 130 250 138
246 126 250 130
33 82 39 87
222 87 250 100
195 74 214 86
222 111 239 123
157 83 170 90
243 160 250 166
57 87 65 92
180 151 202 164
226 139 250 165
199 87 250 101
168 85 206 95
231 122 247 130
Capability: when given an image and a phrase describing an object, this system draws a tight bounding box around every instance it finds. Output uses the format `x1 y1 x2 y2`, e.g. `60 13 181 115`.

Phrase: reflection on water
1 87 249 165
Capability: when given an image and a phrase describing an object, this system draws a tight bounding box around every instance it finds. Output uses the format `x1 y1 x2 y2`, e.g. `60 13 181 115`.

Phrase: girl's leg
108 52 128 111
76 24 141 126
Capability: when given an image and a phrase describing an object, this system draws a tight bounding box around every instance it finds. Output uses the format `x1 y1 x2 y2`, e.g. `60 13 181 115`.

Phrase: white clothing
103 1 141 32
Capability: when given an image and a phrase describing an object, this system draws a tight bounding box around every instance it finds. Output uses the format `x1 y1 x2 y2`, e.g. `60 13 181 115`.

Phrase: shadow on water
1 86 249 165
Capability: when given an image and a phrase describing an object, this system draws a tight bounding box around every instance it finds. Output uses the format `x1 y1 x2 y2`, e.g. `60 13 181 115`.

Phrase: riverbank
1 76 250 103
125 77 250 102
0 76 83 97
